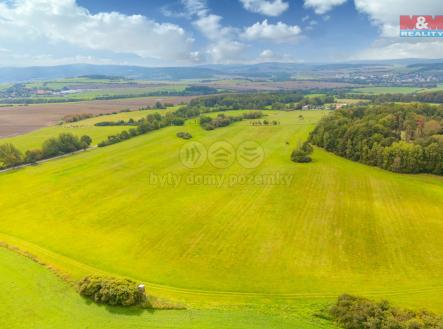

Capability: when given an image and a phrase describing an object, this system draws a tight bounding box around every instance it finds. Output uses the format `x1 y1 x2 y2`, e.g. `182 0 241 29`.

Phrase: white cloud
240 0 289 17
304 0 347 15
181 0 209 17
207 41 247 64
259 49 275 61
0 0 195 64
194 14 237 40
354 40 443 60
352 0 443 60
354 0 443 37
242 20 301 43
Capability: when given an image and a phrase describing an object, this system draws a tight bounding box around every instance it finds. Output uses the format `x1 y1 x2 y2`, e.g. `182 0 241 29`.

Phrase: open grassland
351 84 443 94
0 96 195 138
0 110 442 327
0 108 173 151
0 247 335 329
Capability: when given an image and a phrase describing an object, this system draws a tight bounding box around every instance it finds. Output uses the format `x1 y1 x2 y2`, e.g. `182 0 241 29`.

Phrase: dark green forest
310 103 443 174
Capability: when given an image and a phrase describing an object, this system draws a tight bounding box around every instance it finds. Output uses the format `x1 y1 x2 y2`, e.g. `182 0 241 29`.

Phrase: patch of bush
291 141 313 163
0 143 23 169
78 276 146 307
0 133 92 170
330 294 443 329
63 113 94 123
200 111 264 130
176 132 192 139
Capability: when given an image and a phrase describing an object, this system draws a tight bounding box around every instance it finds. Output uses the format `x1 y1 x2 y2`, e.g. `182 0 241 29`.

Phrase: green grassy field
351 84 443 94
0 110 442 327
0 247 335 328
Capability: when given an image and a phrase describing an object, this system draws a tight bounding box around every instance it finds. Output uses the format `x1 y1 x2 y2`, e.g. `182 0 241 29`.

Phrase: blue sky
0 0 442 67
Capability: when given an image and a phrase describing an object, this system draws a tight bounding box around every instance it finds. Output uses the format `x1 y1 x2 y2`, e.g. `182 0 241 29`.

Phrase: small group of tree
0 133 92 170
294 95 336 109
62 113 94 123
97 110 194 147
95 119 137 127
200 111 264 130
309 103 443 174
328 294 442 329
176 132 193 140
78 276 146 307
291 141 314 163
251 120 279 126
187 91 306 111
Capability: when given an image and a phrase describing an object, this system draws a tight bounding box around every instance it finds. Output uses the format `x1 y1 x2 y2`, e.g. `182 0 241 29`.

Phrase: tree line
0 133 92 170
97 108 199 147
187 91 307 110
309 103 443 174
199 111 263 130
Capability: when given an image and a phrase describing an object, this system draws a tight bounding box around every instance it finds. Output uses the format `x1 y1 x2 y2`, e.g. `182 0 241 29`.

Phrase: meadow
0 110 442 327
351 84 443 94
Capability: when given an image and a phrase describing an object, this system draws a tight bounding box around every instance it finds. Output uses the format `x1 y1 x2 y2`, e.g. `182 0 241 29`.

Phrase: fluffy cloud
354 0 443 37
0 0 195 64
242 20 301 43
239 0 289 16
207 41 247 64
353 0 443 60
304 0 347 15
194 14 237 40
354 40 443 60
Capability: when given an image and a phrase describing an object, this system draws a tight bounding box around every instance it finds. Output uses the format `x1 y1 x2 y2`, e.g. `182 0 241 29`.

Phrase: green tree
0 143 23 169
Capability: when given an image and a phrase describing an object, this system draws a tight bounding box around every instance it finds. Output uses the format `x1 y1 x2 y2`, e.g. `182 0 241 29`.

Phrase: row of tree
187 91 307 111
97 109 196 147
0 133 92 169
309 103 443 174
199 111 264 130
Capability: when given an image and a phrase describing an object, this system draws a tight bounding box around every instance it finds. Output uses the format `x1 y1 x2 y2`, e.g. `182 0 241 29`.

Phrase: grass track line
0 232 442 301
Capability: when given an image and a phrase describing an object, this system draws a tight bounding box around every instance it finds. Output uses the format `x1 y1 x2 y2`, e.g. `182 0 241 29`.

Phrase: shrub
330 294 443 329
63 113 94 123
176 132 193 140
78 276 145 307
0 143 23 169
291 142 313 163
80 135 92 148
24 149 43 163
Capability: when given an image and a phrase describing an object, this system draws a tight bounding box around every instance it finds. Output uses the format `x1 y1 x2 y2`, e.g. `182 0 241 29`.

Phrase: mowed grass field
0 110 442 327
351 84 443 94
0 247 334 329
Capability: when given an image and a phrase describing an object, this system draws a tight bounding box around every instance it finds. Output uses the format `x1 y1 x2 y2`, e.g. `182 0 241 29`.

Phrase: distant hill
0 59 442 83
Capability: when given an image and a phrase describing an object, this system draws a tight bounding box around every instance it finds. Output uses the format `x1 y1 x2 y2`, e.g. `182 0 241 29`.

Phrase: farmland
0 109 442 328
0 108 173 151
0 96 195 138
350 84 443 94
